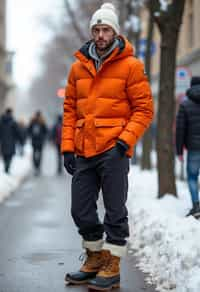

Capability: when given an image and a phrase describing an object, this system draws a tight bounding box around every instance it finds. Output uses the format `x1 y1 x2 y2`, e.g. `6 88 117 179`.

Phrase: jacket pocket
94 118 126 152
74 119 84 152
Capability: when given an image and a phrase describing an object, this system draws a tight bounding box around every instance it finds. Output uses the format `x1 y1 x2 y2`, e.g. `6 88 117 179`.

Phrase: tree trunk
157 27 177 197
155 0 186 198
141 129 153 169
141 10 154 170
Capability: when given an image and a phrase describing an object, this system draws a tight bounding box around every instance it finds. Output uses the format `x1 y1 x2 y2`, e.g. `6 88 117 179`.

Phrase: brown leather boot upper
97 250 120 278
80 249 105 273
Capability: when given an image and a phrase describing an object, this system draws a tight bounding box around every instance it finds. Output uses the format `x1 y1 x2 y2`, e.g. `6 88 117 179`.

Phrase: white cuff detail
102 242 127 257
82 239 104 251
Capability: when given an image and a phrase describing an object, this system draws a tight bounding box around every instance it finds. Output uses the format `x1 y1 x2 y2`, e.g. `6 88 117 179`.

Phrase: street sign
138 38 156 59
176 66 192 96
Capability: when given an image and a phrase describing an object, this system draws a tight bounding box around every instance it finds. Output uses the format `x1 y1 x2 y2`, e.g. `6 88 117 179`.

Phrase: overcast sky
6 0 63 89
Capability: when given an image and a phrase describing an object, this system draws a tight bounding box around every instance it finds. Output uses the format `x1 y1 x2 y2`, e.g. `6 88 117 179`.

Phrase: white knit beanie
90 3 120 35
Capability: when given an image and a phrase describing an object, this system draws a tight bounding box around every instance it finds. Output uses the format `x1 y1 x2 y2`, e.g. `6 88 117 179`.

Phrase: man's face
91 24 116 52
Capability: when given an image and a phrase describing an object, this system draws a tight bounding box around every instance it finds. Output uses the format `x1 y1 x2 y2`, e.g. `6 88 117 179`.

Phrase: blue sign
176 67 191 80
138 38 156 59
176 66 192 95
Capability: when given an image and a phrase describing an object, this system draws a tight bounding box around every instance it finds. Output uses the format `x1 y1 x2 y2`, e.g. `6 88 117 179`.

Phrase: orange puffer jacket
61 36 154 158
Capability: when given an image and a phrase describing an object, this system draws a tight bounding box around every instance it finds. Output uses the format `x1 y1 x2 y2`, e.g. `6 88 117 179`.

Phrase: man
28 111 47 176
61 3 153 291
176 76 200 218
0 108 20 173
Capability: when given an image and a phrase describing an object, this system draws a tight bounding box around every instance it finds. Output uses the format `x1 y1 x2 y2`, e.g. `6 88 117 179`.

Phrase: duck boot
87 250 120 291
65 249 105 285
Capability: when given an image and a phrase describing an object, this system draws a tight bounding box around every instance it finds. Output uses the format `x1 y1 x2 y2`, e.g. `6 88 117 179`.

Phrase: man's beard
96 38 115 52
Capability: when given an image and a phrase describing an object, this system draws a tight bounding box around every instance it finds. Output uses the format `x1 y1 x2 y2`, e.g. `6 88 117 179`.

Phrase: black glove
63 152 76 175
116 139 129 157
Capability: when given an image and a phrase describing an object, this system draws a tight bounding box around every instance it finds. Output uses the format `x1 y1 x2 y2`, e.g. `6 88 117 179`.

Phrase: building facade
0 0 7 110
0 0 13 113
141 0 200 97
178 0 200 75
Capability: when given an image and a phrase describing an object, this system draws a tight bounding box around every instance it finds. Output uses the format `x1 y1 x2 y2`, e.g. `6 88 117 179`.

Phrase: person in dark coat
0 108 20 173
176 76 200 218
51 115 63 174
17 119 27 156
28 111 47 175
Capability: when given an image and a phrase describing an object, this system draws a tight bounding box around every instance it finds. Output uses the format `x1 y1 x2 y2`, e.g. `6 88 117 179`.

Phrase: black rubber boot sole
65 272 97 285
65 276 88 285
87 282 120 291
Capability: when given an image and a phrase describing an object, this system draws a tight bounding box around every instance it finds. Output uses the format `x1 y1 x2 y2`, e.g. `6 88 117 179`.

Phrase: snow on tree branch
159 0 173 11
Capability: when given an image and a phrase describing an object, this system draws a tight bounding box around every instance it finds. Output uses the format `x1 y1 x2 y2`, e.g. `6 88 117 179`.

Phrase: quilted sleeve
119 59 154 149
61 64 77 153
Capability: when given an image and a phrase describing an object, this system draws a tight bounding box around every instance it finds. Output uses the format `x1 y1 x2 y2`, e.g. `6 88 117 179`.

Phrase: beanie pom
101 3 117 13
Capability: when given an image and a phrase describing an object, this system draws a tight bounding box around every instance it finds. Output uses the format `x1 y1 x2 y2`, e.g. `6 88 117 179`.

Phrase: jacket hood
75 35 134 63
186 84 200 104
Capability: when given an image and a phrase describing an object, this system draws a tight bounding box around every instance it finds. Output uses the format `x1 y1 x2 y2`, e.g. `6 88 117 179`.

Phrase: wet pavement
0 146 156 292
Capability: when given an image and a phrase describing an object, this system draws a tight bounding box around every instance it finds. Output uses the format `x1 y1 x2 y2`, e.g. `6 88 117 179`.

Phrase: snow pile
128 166 200 292
0 144 32 203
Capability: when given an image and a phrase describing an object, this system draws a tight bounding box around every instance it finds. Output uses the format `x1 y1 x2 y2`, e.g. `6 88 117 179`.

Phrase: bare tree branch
63 0 88 42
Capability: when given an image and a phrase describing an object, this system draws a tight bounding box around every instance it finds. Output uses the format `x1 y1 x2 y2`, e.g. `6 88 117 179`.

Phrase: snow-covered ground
128 165 200 292
0 144 32 203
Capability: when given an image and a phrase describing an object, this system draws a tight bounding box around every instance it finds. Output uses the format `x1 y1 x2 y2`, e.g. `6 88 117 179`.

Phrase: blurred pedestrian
51 115 63 174
28 111 47 176
176 76 200 218
61 3 153 290
0 108 20 173
17 119 27 156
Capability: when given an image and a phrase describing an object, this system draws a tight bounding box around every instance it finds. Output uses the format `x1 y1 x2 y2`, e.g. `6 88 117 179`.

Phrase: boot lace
100 253 119 274
100 254 113 272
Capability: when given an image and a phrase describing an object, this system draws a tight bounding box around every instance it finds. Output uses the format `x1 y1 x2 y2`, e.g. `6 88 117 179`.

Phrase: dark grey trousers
71 147 130 246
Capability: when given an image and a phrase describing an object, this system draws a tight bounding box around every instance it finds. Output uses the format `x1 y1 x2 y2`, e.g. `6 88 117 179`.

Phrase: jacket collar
88 38 119 71
74 35 134 76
